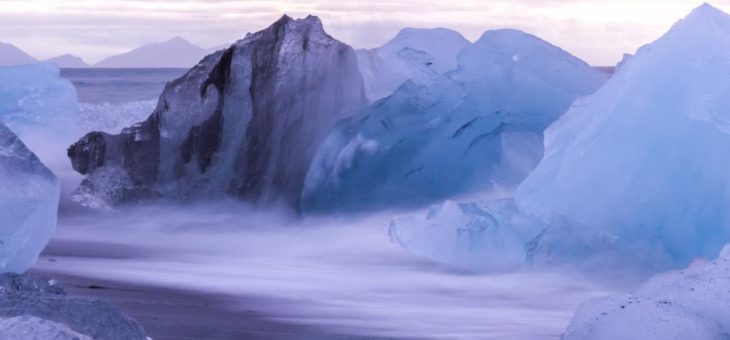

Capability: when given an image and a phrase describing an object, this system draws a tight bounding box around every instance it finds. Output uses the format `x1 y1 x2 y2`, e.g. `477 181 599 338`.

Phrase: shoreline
28 237 390 340
27 268 380 340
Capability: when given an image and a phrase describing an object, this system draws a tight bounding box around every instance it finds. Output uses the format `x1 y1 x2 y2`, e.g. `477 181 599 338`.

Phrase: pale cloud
0 0 724 65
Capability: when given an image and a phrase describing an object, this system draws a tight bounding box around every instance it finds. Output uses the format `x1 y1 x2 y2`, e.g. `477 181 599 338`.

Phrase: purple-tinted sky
0 0 723 65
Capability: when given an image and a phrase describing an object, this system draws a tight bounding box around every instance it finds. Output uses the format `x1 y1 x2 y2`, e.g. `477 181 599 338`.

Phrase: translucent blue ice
390 4 730 273
0 123 59 273
303 29 606 213
0 64 79 138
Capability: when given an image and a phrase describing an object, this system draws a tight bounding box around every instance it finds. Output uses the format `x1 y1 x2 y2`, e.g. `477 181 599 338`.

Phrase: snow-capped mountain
68 15 366 208
94 37 208 68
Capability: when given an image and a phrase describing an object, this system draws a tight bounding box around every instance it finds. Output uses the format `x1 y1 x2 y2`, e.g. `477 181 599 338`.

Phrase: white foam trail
36 201 625 339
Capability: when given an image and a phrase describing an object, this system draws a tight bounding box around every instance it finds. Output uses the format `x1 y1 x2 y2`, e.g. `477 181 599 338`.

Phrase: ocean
60 68 186 134
61 68 187 103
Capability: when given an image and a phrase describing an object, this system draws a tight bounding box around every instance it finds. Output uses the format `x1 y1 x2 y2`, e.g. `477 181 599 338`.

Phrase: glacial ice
564 245 730 340
0 64 80 138
388 199 545 271
69 15 366 208
0 123 59 273
390 4 730 273
517 3 730 269
357 28 470 102
302 29 607 213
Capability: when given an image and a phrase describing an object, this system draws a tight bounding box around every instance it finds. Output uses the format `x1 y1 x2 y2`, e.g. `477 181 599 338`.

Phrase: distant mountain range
94 37 217 68
0 37 225 68
0 42 38 66
44 54 90 68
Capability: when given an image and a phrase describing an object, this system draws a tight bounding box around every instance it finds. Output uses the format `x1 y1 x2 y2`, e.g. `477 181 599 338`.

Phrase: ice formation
69 15 366 207
0 64 80 138
564 245 730 340
302 29 607 213
391 4 730 273
0 123 59 273
517 3 730 269
0 273 147 340
357 28 470 102
389 199 547 271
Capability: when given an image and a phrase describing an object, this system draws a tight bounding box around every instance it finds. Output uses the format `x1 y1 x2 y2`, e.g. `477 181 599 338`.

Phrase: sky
0 0 725 65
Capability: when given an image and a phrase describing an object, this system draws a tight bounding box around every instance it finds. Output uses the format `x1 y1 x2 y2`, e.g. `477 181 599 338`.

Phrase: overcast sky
0 0 725 65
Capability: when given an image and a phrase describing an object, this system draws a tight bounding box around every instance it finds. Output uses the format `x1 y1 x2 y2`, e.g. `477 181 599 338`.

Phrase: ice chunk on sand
564 245 730 340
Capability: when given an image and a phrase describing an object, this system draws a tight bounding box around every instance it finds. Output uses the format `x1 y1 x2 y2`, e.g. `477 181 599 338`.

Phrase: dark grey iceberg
69 15 366 208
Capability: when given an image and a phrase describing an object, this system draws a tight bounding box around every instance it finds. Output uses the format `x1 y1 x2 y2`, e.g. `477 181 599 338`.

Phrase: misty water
34 69 627 339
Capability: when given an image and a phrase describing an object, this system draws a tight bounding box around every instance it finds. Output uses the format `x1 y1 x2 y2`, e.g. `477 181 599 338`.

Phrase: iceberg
68 15 366 208
517 3 730 269
0 122 59 273
302 29 607 213
564 245 730 340
357 28 470 102
0 64 80 138
391 4 730 273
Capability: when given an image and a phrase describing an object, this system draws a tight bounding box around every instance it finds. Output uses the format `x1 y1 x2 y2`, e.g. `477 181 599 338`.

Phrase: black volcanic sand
28 240 392 340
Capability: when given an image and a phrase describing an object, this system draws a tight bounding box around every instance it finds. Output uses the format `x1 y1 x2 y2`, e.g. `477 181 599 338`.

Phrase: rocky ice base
69 15 366 209
0 273 146 340
565 245 730 340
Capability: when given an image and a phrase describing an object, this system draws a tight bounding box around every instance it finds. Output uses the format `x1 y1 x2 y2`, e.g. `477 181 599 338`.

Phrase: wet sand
28 240 384 340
